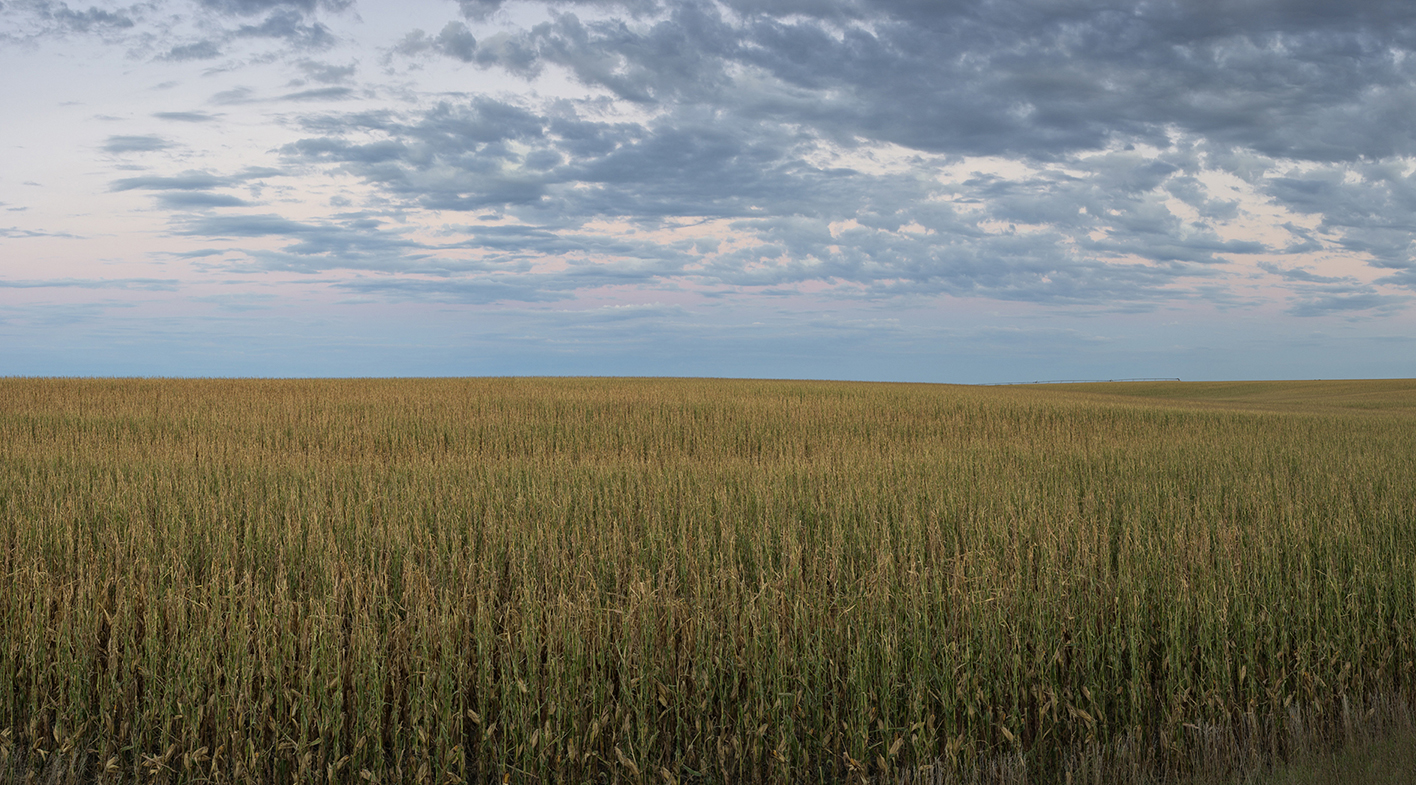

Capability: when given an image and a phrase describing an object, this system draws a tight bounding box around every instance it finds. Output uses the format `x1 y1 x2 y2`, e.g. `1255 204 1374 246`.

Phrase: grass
1 377 1413 783
1231 719 1416 785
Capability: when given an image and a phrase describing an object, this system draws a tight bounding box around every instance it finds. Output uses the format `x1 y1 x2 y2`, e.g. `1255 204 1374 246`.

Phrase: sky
3 0 1416 382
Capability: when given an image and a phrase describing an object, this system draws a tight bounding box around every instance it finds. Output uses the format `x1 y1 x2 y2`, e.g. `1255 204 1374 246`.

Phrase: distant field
1 378 1413 783
1061 378 1416 413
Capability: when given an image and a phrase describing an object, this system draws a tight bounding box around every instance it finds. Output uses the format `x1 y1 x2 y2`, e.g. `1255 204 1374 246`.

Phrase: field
1 377 1414 784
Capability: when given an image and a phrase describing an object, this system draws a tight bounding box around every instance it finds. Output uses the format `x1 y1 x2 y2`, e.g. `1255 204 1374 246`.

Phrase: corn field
1 377 1414 783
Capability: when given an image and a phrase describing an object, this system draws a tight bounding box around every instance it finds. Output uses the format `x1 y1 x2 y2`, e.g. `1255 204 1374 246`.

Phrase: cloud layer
3 0 1416 378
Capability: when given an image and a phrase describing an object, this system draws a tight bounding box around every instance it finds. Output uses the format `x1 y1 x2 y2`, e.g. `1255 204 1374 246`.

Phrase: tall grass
1 377 1413 783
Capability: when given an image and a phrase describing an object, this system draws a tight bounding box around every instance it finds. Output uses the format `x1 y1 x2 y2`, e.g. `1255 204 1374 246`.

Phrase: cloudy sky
3 0 1416 381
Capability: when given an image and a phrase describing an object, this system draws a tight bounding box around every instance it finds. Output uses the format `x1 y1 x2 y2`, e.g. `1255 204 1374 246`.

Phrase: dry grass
1 377 1413 783
1215 698 1416 785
